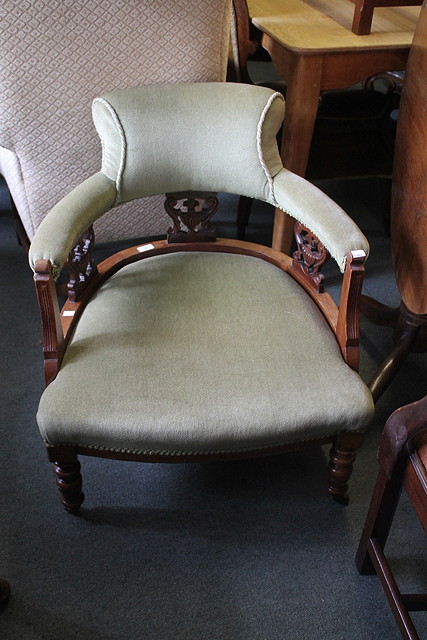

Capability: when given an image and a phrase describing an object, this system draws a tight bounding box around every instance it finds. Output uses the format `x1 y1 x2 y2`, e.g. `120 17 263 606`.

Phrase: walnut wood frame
34 226 367 512
356 395 427 640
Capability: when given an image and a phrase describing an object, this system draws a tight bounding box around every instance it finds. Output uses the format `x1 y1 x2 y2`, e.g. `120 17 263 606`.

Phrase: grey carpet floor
0 176 426 639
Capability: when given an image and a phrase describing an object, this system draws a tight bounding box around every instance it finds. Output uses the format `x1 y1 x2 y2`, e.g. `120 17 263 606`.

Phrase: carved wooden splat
165 192 218 243
292 221 329 293
66 226 98 302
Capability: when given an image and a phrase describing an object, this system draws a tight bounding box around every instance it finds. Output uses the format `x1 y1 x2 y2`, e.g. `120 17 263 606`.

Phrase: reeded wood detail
165 192 218 243
292 222 329 293
53 460 84 513
336 250 366 371
34 260 64 385
66 226 97 303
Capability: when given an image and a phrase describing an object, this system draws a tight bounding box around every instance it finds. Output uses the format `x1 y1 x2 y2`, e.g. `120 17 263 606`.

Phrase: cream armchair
29 82 374 512
0 0 232 246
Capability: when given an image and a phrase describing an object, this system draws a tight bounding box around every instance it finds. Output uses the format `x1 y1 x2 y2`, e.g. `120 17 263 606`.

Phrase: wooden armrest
336 250 367 371
378 394 427 477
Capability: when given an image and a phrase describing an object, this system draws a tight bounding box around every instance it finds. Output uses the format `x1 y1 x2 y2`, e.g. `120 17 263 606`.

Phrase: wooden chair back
356 394 427 639
351 0 422 34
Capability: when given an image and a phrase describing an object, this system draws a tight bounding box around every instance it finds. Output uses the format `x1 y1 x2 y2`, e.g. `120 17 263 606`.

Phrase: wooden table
247 0 420 252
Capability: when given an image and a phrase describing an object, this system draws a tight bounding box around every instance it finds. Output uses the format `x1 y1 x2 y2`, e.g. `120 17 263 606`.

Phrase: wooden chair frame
350 0 423 35
356 395 427 639
33 197 367 512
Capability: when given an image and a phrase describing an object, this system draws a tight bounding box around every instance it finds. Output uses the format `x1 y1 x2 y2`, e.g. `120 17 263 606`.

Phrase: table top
248 0 420 53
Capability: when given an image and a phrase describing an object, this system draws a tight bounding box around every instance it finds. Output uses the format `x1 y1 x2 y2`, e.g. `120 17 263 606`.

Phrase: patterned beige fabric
0 0 232 241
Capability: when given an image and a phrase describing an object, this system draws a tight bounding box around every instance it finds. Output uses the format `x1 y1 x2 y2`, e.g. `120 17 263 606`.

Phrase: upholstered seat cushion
37 252 374 456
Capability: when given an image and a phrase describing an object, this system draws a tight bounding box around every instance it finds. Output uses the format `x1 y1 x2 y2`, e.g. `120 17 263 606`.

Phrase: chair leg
356 468 422 640
53 459 85 513
327 431 364 504
355 466 403 574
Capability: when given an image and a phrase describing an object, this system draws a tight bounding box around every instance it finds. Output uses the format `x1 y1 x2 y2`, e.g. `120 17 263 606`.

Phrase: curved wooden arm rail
34 231 366 383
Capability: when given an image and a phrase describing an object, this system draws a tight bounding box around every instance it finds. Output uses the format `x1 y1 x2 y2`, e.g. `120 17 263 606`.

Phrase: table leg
263 38 323 252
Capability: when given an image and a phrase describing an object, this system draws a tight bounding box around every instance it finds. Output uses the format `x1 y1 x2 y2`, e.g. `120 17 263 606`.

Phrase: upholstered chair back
29 83 369 277
0 0 232 242
92 83 284 204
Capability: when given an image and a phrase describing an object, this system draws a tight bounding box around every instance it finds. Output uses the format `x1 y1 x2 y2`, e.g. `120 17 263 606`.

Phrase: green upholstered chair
29 82 374 513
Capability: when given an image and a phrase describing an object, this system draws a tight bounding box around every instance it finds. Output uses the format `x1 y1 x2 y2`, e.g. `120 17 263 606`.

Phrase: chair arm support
378 394 427 478
29 172 116 279
271 169 370 271
33 259 65 385
336 250 367 371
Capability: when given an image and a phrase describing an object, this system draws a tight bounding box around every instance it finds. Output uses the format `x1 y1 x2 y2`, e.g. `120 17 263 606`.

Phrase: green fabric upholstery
271 170 370 273
91 82 285 204
29 83 369 277
29 173 116 279
37 252 374 455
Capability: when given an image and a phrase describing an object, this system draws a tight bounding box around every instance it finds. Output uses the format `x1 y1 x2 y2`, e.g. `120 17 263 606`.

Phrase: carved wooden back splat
66 226 98 303
165 192 218 243
292 222 329 293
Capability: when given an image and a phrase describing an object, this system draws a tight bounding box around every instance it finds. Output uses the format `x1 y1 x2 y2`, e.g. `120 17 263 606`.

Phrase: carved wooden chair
350 0 423 35
356 394 427 639
361 2 427 402
29 82 374 513
0 0 232 249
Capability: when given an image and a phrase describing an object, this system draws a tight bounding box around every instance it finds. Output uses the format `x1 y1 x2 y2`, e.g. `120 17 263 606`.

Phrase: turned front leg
53 459 84 513
327 432 364 504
